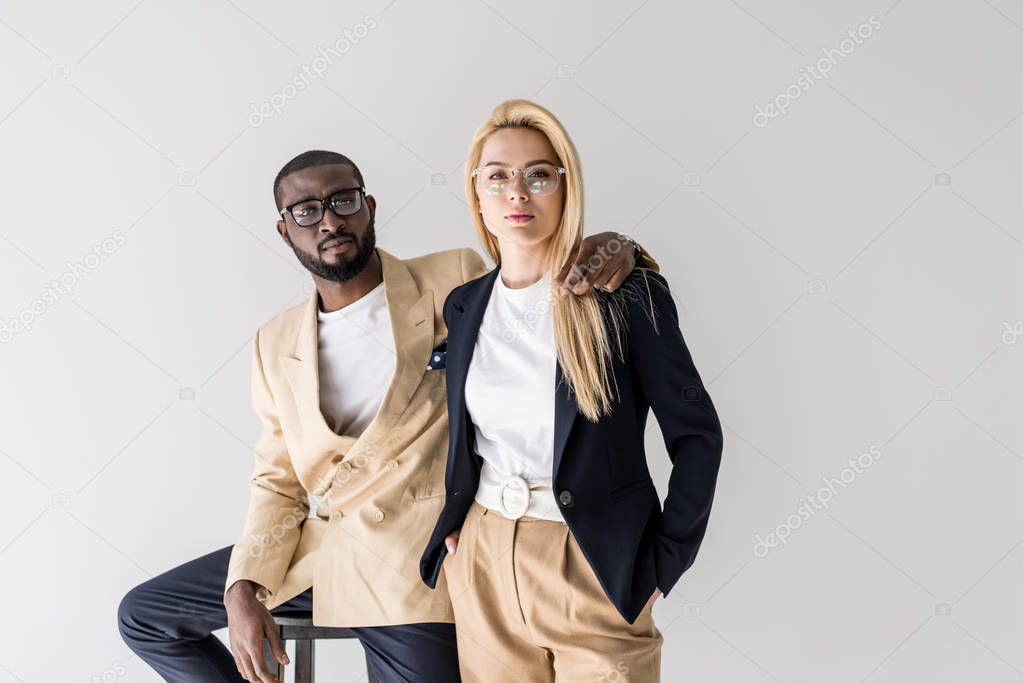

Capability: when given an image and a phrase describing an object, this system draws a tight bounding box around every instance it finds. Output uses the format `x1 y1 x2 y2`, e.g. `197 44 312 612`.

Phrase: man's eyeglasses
471 164 565 197
280 187 366 227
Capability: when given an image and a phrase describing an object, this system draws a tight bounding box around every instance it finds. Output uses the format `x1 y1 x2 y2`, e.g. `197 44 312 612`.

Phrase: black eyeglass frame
279 186 367 227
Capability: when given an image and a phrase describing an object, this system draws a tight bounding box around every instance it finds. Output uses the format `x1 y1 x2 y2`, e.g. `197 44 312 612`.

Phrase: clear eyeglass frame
471 164 566 196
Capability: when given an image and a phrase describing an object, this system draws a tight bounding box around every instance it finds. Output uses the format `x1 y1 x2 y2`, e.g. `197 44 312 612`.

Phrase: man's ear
276 220 289 244
365 194 377 219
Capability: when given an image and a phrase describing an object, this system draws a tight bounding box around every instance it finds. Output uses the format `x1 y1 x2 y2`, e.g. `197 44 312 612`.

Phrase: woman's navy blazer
419 267 723 624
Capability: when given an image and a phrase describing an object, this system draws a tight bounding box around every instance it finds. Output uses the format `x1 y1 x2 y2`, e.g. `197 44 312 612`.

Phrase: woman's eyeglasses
471 164 565 197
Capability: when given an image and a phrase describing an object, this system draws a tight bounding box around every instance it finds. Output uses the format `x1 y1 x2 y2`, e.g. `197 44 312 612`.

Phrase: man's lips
320 237 354 252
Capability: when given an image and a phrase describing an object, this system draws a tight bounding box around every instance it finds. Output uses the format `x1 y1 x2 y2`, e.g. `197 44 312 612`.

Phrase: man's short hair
273 150 365 210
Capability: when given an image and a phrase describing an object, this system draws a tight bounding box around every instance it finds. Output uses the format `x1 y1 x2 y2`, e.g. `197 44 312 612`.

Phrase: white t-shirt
464 271 556 482
308 281 395 515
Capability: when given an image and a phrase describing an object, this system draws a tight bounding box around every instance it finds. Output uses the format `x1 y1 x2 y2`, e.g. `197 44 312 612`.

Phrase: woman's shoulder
604 268 672 308
600 268 676 333
621 267 670 292
450 266 497 298
442 267 499 321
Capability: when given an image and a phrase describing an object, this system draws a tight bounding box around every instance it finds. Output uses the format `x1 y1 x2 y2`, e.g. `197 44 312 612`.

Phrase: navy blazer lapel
446 268 501 432
552 364 580 480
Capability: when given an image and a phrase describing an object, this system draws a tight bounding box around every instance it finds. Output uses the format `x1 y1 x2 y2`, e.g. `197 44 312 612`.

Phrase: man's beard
287 219 376 283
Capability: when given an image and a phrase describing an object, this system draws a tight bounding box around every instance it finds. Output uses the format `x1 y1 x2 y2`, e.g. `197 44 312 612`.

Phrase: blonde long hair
464 99 624 420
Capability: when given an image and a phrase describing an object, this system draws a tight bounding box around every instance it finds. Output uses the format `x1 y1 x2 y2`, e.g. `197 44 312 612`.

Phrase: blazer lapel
444 268 500 436
552 363 580 480
363 248 435 443
278 248 434 473
279 290 354 449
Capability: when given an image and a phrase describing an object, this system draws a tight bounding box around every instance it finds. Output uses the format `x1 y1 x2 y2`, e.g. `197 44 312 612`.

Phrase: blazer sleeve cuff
651 533 690 597
419 546 447 590
224 545 287 606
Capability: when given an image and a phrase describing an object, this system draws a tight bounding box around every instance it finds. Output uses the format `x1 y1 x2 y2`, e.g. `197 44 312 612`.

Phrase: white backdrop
1 1 1022 681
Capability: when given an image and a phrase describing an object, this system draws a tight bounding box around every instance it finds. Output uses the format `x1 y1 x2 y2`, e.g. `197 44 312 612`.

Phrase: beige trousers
442 500 663 682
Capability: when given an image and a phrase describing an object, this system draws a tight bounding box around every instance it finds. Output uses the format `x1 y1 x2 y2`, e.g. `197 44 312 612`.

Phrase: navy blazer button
558 490 574 506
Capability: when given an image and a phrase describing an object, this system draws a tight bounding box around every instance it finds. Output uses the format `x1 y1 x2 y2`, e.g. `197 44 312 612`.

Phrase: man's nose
318 209 346 234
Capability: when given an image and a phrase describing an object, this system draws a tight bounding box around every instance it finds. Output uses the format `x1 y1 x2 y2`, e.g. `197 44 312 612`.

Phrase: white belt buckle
499 475 530 519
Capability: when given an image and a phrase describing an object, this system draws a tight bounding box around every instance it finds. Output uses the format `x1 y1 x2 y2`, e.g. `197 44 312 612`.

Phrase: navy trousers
117 545 460 682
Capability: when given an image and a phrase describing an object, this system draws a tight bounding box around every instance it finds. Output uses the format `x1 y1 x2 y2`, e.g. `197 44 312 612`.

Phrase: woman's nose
506 176 530 202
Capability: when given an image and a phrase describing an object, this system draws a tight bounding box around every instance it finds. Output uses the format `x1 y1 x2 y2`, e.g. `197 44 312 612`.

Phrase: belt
474 460 565 523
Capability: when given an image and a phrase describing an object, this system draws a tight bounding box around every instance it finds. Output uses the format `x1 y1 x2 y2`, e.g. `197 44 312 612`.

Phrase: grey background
1 0 1021 681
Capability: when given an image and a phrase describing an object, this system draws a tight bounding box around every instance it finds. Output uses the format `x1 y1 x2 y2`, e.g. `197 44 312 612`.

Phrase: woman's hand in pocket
445 530 461 555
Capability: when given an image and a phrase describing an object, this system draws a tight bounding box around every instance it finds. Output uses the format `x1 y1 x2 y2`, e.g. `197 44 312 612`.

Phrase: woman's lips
505 214 534 224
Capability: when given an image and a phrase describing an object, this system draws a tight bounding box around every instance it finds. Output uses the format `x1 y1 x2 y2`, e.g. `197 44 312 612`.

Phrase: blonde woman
419 100 723 682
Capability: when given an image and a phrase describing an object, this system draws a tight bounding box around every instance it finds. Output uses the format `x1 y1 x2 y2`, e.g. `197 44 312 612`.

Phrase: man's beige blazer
225 247 487 627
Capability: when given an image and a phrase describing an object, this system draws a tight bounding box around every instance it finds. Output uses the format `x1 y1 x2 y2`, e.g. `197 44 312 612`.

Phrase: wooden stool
263 615 378 683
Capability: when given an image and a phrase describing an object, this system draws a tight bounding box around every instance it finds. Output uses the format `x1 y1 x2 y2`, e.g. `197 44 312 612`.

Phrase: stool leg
262 637 284 680
294 638 315 683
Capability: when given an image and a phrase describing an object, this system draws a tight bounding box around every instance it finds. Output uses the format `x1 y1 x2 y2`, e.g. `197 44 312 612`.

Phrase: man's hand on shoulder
554 231 646 297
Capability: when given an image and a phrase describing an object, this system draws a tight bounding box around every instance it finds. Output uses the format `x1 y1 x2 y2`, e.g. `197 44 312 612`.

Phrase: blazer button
341 462 353 472
373 509 385 523
331 510 343 522
558 490 574 507
387 460 399 470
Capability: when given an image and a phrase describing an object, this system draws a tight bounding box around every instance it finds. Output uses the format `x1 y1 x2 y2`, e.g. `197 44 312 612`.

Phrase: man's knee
117 584 147 642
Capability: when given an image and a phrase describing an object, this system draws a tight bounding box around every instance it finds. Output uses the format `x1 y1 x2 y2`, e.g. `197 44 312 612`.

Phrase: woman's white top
464 271 557 484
